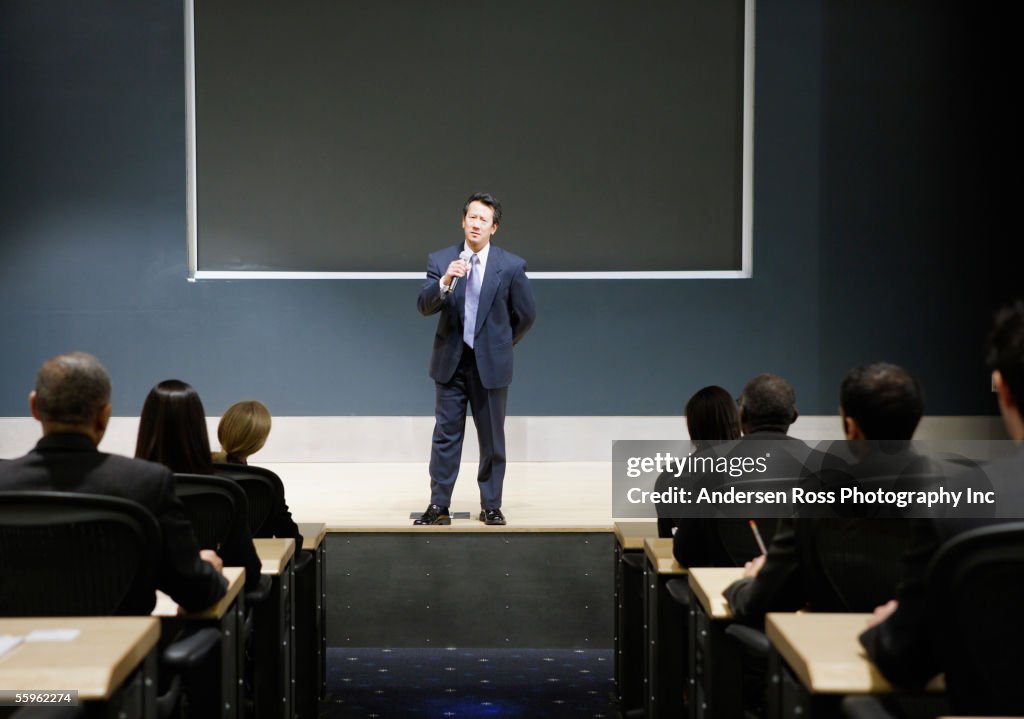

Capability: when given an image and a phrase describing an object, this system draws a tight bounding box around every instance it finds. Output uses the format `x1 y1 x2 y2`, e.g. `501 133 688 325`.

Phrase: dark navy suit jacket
417 243 536 389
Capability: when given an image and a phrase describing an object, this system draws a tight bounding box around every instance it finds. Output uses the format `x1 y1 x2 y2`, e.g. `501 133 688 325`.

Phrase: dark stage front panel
325 532 613 648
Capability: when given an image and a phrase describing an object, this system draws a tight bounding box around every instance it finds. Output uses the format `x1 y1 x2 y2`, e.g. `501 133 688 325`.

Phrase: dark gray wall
0 0 1016 418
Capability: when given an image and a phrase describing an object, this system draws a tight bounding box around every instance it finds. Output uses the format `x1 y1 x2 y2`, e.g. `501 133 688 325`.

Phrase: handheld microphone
449 250 473 292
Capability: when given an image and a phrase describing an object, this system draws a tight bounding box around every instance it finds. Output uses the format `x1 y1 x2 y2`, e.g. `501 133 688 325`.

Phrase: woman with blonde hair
213 400 302 542
213 400 271 465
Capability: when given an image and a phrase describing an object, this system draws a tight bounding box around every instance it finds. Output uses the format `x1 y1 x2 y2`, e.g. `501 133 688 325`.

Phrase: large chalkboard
187 0 753 278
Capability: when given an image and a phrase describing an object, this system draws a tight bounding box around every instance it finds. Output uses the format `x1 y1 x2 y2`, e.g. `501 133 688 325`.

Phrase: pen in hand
748 519 768 555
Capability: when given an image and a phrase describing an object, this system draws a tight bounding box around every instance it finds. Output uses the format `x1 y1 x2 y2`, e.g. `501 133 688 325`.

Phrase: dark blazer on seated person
672 429 823 568
859 446 1024 690
0 432 227 614
723 516 915 624
724 447 945 624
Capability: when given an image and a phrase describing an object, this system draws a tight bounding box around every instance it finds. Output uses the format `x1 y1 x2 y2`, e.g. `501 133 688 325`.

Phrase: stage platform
261 462 618 646
264 461 614 531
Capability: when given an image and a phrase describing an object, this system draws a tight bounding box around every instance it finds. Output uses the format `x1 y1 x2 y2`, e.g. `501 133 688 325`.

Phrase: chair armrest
244 573 273 605
293 549 314 574
724 623 771 657
840 696 900 719
665 578 691 608
622 553 646 571
161 627 221 670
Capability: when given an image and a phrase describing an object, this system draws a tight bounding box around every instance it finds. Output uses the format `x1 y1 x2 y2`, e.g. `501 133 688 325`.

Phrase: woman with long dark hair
137 380 262 589
136 380 215 474
655 386 741 538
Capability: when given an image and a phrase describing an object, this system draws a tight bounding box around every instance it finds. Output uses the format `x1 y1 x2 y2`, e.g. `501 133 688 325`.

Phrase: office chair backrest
928 521 1024 716
0 491 161 615
211 463 279 536
172 473 248 551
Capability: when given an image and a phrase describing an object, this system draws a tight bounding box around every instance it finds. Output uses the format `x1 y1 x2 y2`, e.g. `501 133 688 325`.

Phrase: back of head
34 352 111 428
135 380 213 474
840 362 923 440
986 300 1024 411
739 374 798 433
217 400 272 462
685 385 741 450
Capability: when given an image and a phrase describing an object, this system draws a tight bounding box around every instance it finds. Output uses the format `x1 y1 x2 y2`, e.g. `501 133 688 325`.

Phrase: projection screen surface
187 0 754 279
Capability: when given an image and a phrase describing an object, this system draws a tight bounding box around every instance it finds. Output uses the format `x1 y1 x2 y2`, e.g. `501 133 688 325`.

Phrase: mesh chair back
212 463 278 535
172 473 247 551
928 521 1024 716
0 491 160 615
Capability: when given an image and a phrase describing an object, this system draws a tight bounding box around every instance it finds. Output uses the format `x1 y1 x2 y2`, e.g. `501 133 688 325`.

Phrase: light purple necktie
463 253 481 348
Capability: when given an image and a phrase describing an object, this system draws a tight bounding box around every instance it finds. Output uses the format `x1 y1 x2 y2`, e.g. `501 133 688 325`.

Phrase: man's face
462 201 498 252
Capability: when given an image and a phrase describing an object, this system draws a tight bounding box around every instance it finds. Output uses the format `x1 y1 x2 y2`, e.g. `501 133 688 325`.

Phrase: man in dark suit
0 351 227 614
414 192 537 526
859 302 1024 690
723 362 929 623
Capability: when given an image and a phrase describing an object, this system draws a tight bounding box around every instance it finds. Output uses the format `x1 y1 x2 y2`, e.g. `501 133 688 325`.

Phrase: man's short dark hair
840 362 923 440
34 352 112 425
986 300 1024 411
463 192 502 226
740 374 797 431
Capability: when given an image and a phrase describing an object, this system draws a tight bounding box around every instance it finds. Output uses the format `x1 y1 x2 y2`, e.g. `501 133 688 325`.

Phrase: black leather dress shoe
479 508 506 525
413 504 451 525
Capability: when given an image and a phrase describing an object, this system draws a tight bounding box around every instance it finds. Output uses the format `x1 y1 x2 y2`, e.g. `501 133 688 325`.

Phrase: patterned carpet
320 647 615 718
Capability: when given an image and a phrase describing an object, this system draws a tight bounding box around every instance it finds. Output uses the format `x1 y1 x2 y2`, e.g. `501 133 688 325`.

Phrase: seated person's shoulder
90 453 177 506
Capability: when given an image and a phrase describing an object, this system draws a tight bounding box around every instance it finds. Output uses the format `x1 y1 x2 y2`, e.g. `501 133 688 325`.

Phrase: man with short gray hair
738 373 799 434
0 351 227 613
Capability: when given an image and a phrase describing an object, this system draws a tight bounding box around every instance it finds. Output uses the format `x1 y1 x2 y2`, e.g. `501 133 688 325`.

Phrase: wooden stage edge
328 525 615 533
263 460 648 530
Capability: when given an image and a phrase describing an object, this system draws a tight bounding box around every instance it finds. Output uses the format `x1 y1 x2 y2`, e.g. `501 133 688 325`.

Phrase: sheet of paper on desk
26 629 80 642
0 635 24 657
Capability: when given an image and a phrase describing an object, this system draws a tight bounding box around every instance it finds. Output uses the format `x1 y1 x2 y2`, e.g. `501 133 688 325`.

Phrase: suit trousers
429 344 508 509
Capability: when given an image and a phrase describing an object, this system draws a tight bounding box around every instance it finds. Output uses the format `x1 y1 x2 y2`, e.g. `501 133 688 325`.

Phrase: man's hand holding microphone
443 250 473 292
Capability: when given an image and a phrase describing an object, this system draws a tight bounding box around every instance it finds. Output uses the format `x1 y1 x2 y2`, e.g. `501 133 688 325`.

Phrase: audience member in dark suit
654 385 741 538
724 362 927 624
136 379 262 590
673 374 817 567
860 302 1024 689
0 352 227 613
213 399 302 543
